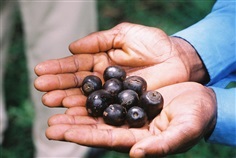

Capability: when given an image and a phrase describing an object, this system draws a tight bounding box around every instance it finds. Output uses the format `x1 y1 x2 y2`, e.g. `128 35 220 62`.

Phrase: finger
34 53 110 92
65 107 88 116
69 22 161 67
35 54 94 76
69 30 114 54
131 118 169 156
92 52 111 75
130 125 195 158
34 71 102 92
35 74 79 91
69 23 130 54
62 95 87 108
46 123 117 141
129 135 169 157
45 123 134 150
63 126 150 152
107 49 144 67
41 88 83 107
46 124 72 140
48 114 103 126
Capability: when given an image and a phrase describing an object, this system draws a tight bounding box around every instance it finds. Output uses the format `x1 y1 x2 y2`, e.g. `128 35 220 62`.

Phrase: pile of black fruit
82 66 163 128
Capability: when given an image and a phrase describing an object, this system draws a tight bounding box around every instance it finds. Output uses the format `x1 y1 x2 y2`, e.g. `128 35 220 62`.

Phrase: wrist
170 36 210 84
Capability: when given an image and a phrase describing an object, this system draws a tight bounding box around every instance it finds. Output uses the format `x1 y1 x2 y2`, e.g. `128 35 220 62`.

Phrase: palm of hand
34 23 190 107
69 23 190 89
46 82 216 157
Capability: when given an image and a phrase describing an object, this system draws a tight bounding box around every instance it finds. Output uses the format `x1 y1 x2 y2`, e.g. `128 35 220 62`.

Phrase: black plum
82 75 102 96
103 78 123 97
83 65 164 128
103 104 127 126
103 65 126 81
117 89 139 110
139 90 163 120
86 89 113 117
126 106 147 128
123 76 147 96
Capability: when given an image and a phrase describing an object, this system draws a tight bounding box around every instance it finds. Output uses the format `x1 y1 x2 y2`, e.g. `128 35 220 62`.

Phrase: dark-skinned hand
34 22 208 107
45 82 217 158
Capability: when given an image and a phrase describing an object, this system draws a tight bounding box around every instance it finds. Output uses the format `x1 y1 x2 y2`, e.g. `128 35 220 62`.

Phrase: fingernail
133 148 145 158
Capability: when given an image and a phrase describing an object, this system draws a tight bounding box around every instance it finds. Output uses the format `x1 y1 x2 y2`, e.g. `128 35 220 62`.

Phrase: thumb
69 23 132 54
129 125 196 157
129 134 172 158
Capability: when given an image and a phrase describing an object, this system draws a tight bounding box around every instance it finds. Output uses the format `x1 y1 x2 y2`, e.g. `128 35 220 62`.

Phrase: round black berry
103 104 127 126
82 75 102 96
117 89 139 110
103 78 123 97
86 89 113 117
126 106 147 128
139 90 163 120
103 66 126 81
123 76 147 96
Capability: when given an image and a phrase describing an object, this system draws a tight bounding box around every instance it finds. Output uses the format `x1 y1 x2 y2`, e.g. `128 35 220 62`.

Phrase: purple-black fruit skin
82 75 102 96
86 89 113 117
84 66 161 128
103 78 123 97
139 90 163 120
123 76 147 96
117 89 139 110
103 66 126 81
103 104 127 126
126 106 147 128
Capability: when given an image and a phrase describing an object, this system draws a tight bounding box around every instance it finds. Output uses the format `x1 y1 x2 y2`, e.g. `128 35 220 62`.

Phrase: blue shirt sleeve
173 0 236 146
173 1 236 85
207 86 236 146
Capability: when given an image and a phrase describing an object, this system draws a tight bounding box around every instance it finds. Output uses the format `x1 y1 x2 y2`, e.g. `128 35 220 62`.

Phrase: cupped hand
34 22 208 107
45 82 217 157
68 22 208 87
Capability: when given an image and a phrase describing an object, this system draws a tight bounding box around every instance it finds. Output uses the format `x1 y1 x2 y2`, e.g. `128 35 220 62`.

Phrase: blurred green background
1 0 236 158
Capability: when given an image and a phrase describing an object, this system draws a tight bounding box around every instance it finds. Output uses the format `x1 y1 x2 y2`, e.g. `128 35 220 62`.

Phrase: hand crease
72 73 79 87
57 59 63 73
72 55 80 72
96 33 108 52
56 75 63 89
107 129 114 148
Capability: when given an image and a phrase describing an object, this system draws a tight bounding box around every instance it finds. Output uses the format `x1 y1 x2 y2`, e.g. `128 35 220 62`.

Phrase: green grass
1 1 236 158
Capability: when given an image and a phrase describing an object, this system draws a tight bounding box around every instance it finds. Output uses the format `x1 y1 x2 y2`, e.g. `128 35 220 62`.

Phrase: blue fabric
173 0 236 146
209 86 236 146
